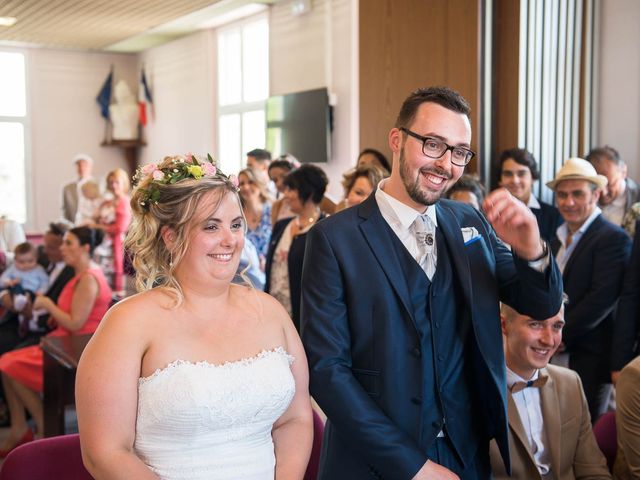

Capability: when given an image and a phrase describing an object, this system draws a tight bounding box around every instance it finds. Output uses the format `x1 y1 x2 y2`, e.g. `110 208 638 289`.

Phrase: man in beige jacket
490 303 611 479
615 355 640 479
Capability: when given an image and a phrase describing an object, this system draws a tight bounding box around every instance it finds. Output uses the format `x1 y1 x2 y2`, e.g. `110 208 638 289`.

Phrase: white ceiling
0 0 277 52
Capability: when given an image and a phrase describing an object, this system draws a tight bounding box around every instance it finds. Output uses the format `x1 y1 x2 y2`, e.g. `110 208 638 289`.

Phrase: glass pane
242 19 269 102
217 29 242 106
0 52 26 117
218 114 241 175
242 110 266 159
0 122 26 223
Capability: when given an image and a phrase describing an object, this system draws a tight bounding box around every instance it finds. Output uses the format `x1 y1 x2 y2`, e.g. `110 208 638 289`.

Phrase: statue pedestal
101 139 146 178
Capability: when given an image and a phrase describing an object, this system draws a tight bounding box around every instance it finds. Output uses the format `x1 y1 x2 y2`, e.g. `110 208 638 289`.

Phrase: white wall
27 48 137 231
270 0 357 200
597 0 640 181
137 30 216 166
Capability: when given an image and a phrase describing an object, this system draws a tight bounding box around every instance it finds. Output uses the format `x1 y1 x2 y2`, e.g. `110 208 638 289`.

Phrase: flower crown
133 153 239 210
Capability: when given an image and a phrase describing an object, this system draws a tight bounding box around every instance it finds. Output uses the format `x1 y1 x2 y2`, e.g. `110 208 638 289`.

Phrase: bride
76 154 313 479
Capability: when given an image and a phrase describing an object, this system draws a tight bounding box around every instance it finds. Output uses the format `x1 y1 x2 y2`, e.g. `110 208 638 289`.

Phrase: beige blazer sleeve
614 358 640 479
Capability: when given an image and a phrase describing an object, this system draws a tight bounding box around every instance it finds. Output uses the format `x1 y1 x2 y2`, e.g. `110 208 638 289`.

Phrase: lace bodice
135 348 295 480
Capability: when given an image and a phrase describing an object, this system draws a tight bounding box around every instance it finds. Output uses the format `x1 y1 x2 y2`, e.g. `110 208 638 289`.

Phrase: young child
0 242 49 314
75 180 102 225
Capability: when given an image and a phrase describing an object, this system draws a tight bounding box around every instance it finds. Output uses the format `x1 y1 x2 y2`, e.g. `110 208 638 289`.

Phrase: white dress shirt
375 179 438 266
555 207 601 273
601 191 626 226
507 368 552 476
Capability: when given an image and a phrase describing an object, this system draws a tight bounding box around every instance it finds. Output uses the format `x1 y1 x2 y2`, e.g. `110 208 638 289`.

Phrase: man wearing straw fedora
548 157 631 423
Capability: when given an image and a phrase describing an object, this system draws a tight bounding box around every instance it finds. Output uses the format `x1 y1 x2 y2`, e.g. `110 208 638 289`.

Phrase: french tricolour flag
138 68 153 126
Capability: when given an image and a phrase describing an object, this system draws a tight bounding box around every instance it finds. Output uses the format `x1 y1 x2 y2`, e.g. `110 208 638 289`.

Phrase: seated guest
265 164 328 331
356 147 392 172
490 303 611 479
499 147 563 242
238 168 272 263
336 163 388 211
446 174 486 211
0 217 26 266
614 355 640 479
269 155 298 223
0 224 75 352
0 242 49 308
0 227 111 455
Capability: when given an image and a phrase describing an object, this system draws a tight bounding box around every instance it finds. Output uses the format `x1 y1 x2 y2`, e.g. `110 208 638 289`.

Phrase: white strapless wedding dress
134 347 295 480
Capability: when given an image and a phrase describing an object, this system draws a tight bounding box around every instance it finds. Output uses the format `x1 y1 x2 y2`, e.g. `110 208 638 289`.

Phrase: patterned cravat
510 374 549 393
411 214 437 280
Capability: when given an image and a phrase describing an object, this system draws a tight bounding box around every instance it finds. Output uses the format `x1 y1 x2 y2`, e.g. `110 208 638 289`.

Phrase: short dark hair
268 158 297 173
394 86 471 129
499 148 540 180
47 222 69 237
246 149 272 162
14 242 36 257
283 164 328 205
357 148 391 173
69 227 104 255
446 174 486 203
586 145 623 167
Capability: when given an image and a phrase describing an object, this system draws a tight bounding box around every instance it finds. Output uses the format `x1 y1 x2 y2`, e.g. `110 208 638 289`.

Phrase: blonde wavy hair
125 155 242 306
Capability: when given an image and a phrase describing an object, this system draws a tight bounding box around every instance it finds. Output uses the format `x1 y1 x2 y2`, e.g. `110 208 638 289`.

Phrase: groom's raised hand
483 188 545 261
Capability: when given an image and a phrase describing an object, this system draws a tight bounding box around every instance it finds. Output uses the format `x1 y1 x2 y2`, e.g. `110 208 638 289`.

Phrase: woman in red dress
92 168 132 295
0 226 112 455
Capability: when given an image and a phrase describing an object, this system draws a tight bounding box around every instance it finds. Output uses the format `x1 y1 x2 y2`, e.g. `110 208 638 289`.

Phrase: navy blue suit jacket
532 199 563 243
551 215 631 357
301 195 563 479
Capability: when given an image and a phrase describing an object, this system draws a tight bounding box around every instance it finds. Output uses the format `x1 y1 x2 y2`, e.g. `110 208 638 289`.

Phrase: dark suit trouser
570 351 612 423
426 437 491 480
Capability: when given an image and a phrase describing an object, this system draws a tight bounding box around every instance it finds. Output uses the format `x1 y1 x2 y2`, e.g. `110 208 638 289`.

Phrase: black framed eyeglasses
400 127 475 166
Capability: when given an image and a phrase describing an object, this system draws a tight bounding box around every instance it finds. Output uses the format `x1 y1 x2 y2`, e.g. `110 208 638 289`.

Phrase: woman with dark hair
265 164 328 330
356 148 391 173
0 226 112 454
268 156 298 223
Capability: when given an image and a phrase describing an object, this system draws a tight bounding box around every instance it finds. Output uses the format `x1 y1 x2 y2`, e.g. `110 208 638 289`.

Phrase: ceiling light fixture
0 17 17 27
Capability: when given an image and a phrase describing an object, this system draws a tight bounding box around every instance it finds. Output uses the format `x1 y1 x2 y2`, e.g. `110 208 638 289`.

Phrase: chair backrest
304 409 325 480
0 433 93 480
593 410 617 471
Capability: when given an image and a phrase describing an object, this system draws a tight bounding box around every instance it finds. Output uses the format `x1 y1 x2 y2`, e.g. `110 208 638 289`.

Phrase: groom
300 87 563 479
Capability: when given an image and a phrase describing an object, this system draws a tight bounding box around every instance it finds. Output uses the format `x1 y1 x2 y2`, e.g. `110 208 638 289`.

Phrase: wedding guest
446 174 486 211
336 163 388 211
614 355 640 479
76 154 312 479
265 164 328 331
238 168 272 261
0 227 111 455
61 153 94 224
356 148 392 172
269 156 298 223
91 168 132 294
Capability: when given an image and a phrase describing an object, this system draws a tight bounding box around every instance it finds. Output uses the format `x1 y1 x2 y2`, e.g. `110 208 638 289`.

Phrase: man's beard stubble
398 147 452 207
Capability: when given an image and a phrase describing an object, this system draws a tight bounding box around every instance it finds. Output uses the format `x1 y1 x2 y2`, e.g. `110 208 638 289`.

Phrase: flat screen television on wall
266 87 332 164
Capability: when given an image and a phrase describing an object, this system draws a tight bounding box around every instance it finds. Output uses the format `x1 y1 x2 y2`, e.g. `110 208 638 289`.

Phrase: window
0 51 27 223
217 15 269 174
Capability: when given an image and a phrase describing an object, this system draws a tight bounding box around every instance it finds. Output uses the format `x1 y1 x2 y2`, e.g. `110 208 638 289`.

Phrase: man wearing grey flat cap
61 153 94 224
548 157 631 423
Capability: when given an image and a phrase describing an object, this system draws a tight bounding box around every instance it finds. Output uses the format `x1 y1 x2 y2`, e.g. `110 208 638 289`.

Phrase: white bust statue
110 80 139 141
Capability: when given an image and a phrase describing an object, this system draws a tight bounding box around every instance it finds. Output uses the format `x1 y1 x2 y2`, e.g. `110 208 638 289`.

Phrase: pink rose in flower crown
184 153 194 164
152 170 165 181
201 162 216 177
141 163 158 177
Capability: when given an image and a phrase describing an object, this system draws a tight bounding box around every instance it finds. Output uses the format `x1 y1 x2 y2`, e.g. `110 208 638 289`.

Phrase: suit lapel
563 215 603 278
435 204 473 307
358 196 416 329
508 392 539 468
539 367 561 476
